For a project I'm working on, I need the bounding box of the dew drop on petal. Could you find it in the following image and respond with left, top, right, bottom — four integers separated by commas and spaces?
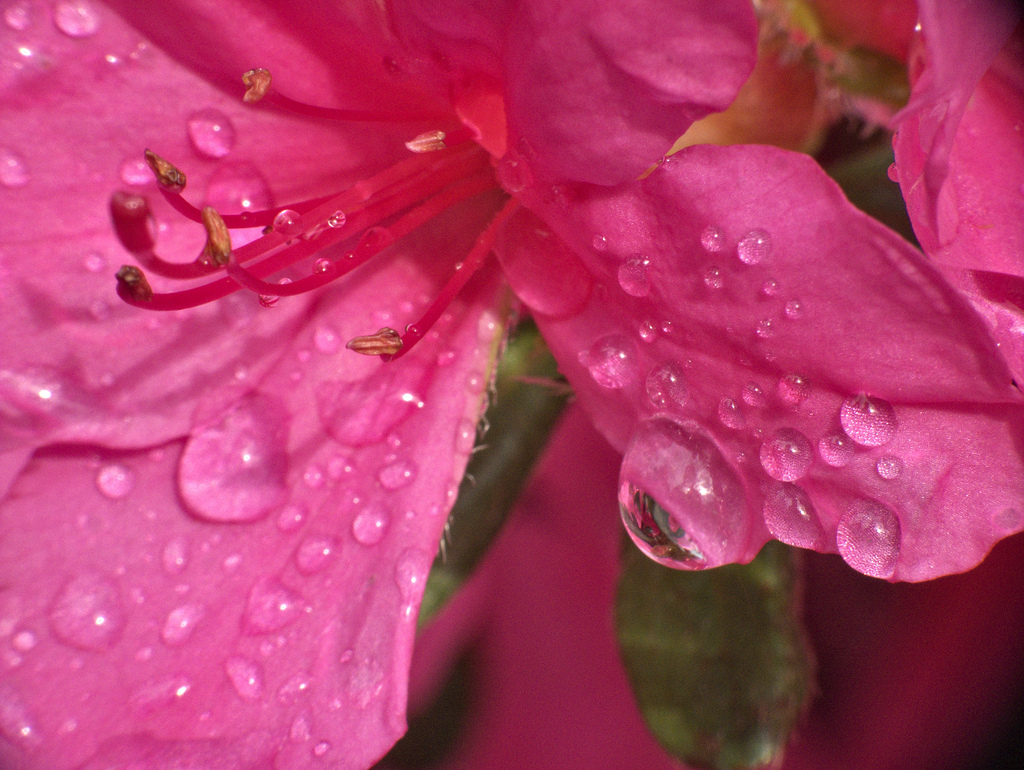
313, 258, 335, 275
837, 499, 901, 578
378, 459, 416, 490
161, 604, 205, 646
314, 325, 341, 354
700, 225, 725, 253
638, 319, 658, 342
327, 210, 347, 228
351, 506, 389, 546
119, 156, 152, 186
761, 278, 780, 296
617, 256, 651, 297
784, 299, 804, 319
53, 0, 99, 38
0, 684, 42, 748
242, 578, 303, 635
645, 362, 688, 410
737, 228, 772, 265
763, 483, 826, 550
592, 234, 608, 251
11, 631, 36, 652
178, 395, 290, 523
162, 537, 190, 575
840, 394, 898, 447
777, 373, 811, 406
277, 503, 307, 532
205, 163, 272, 213
584, 334, 639, 389
95, 463, 135, 499
760, 428, 813, 481
755, 318, 774, 339
0, 148, 29, 187
225, 656, 265, 700
876, 455, 903, 479
49, 573, 125, 651
272, 209, 302, 238
295, 536, 335, 575
395, 549, 431, 613
887, 163, 899, 182
717, 397, 745, 430
703, 265, 724, 289
187, 108, 236, 159
82, 251, 107, 273
818, 433, 854, 467
741, 382, 766, 408
313, 741, 332, 757
619, 418, 748, 569
496, 152, 533, 193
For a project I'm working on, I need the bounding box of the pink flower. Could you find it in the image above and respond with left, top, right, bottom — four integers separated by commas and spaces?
0, 1, 1021, 769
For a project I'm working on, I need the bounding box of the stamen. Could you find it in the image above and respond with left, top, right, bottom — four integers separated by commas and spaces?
346, 328, 403, 356
116, 265, 154, 302
405, 130, 448, 153
110, 191, 219, 279
199, 207, 232, 267
242, 68, 272, 103
144, 149, 186, 192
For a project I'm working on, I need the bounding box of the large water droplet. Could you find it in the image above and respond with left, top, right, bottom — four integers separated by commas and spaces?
584, 334, 639, 389
0, 684, 41, 748
187, 108, 236, 159
49, 572, 125, 651
225, 656, 265, 700
818, 433, 854, 467
763, 483, 826, 549
700, 225, 725, 253
619, 418, 749, 569
178, 395, 290, 523
95, 463, 135, 499
243, 578, 303, 635
887, 162, 899, 182
378, 459, 416, 490
162, 537, 190, 575
836, 499, 901, 577
0, 148, 29, 187
327, 210, 347, 229
717, 397, 745, 430
737, 228, 772, 265
759, 428, 813, 481
645, 362, 688, 410
352, 506, 390, 546
204, 162, 273, 213
839, 394, 897, 446
295, 536, 335, 574
161, 604, 205, 646
53, 0, 99, 38
777, 374, 811, 406
617, 256, 651, 297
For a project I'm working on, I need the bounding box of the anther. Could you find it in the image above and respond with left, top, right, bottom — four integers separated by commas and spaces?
405, 130, 448, 153
242, 68, 272, 103
116, 265, 154, 302
346, 328, 403, 356
144, 149, 187, 192
199, 207, 232, 267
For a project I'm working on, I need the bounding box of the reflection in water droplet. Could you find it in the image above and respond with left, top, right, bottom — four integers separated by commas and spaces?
584, 334, 639, 389
95, 463, 135, 499
0, 148, 30, 187
645, 362, 688, 410
700, 225, 725, 253
737, 228, 772, 265
162, 537, 190, 575
617, 256, 651, 297
162, 604, 205, 646
840, 393, 897, 446
818, 433, 854, 467
378, 459, 417, 490
876, 455, 903, 479
763, 483, 826, 549
837, 499, 901, 577
618, 418, 748, 569
53, 0, 100, 38
717, 397, 745, 430
759, 428, 813, 481
243, 578, 303, 635
49, 573, 125, 651
295, 536, 335, 574
178, 395, 290, 523
187, 108, 236, 158
777, 374, 811, 406
225, 656, 265, 700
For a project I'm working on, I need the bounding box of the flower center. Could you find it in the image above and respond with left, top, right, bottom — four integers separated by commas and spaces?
112, 68, 515, 361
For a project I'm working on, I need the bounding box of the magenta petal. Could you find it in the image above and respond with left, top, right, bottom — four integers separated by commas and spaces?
515, 143, 1024, 580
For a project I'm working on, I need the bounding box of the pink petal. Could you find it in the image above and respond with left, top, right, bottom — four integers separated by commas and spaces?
508, 143, 1024, 581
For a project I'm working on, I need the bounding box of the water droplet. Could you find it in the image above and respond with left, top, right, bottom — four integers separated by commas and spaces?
737, 228, 772, 265
129, 676, 192, 714
295, 536, 335, 575
303, 464, 325, 489
818, 433, 854, 467
0, 148, 29, 187
3, 2, 31, 31
617, 256, 651, 297
645, 362, 688, 410
290, 714, 312, 741
313, 257, 335, 275
49, 572, 125, 651
352, 506, 389, 546
760, 428, 813, 481
887, 162, 899, 182
205, 162, 273, 213
348, 656, 386, 707
327, 210, 347, 228
178, 395, 290, 523
53, 0, 99, 38
243, 578, 303, 635
11, 631, 35, 652
395, 549, 430, 604
875, 455, 903, 479
619, 418, 748, 569
278, 674, 312, 704
119, 156, 152, 186
700, 225, 725, 252
638, 319, 659, 342
313, 325, 340, 354
378, 459, 416, 490
93, 463, 135, 499
777, 374, 811, 406
837, 499, 901, 577
755, 318, 774, 339
186, 108, 236, 159
741, 382, 766, 408
584, 334, 639, 389
497, 152, 533, 192
763, 483, 826, 549
717, 397, 745, 430
317, 368, 427, 447
840, 394, 897, 447
161, 604, 205, 646
784, 299, 804, 319
277, 503, 307, 532
225, 656, 265, 700
82, 252, 107, 273
0, 684, 41, 748
272, 209, 302, 238
702, 265, 724, 289
313, 741, 331, 757
162, 537, 190, 575
761, 278, 780, 296
592, 234, 608, 251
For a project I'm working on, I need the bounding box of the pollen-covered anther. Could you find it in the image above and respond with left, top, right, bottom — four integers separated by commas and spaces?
116, 265, 154, 302
199, 207, 232, 267
405, 130, 447, 153
242, 68, 272, 103
144, 149, 187, 192
346, 327, 403, 356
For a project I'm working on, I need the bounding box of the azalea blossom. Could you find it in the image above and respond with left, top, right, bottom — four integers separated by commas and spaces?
0, 0, 1022, 769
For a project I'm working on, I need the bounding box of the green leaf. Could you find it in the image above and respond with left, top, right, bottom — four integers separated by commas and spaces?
615, 541, 813, 769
